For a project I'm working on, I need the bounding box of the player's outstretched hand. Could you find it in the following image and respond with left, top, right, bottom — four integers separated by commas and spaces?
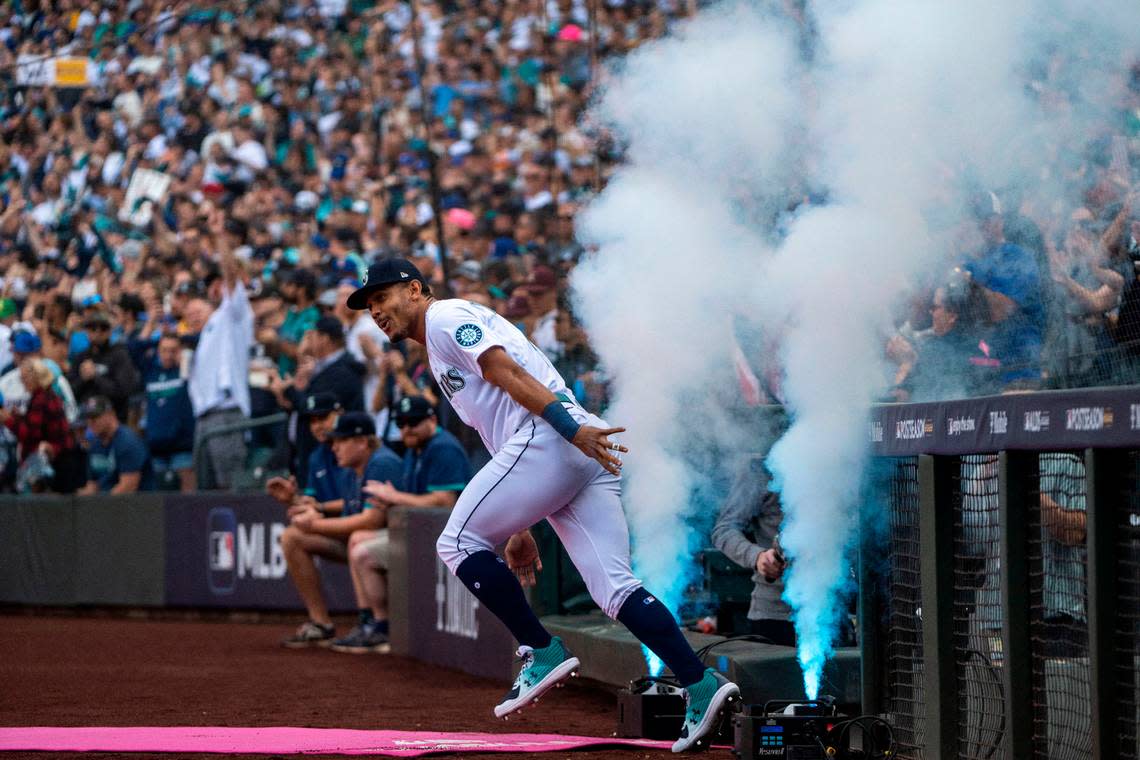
571, 425, 628, 476
505, 530, 542, 588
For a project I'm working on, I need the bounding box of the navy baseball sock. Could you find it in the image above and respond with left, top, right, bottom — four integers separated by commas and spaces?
455, 550, 552, 649
617, 587, 707, 687
372, 619, 389, 635
358, 609, 375, 626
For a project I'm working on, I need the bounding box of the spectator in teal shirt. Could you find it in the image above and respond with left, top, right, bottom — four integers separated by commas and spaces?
264, 269, 319, 376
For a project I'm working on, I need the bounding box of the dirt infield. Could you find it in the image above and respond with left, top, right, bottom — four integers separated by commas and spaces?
0, 614, 692, 760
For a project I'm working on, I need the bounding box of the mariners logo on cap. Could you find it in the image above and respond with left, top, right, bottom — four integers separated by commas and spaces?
455, 323, 483, 348
362, 270, 369, 286
400, 397, 412, 412
306, 397, 316, 410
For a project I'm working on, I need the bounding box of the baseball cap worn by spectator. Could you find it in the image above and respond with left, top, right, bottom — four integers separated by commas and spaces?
346, 259, 428, 310
445, 208, 477, 231
505, 292, 532, 319
394, 395, 435, 427
455, 260, 482, 282
318, 288, 340, 309
81, 395, 114, 418
12, 331, 42, 355
968, 189, 1003, 220
327, 411, 376, 439
525, 266, 557, 295
288, 267, 318, 293
313, 315, 345, 342
295, 191, 320, 213
303, 391, 342, 417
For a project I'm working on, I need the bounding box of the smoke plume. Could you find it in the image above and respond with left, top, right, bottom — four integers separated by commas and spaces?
575, 0, 1140, 696
574, 1, 800, 619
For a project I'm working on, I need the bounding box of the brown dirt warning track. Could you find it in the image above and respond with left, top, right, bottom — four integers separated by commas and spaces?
0, 614, 700, 760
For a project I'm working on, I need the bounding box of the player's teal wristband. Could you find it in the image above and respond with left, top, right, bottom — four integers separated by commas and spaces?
541, 400, 581, 443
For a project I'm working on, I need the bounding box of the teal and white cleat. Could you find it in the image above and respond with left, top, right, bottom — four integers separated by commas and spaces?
671, 668, 740, 752
493, 636, 580, 718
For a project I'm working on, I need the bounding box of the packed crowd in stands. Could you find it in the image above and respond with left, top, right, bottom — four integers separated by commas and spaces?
0, 0, 1139, 495
0, 0, 625, 493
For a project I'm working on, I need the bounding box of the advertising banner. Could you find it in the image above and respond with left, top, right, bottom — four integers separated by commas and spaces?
163, 494, 354, 611
868, 385, 1140, 456
399, 508, 515, 681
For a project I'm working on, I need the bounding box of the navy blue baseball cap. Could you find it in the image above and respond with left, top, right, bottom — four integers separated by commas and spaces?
346, 258, 427, 311
81, 395, 115, 418
327, 411, 376, 439
394, 395, 435, 426
302, 391, 341, 417
313, 315, 345, 342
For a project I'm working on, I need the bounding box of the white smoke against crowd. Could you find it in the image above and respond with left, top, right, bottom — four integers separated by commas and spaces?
759, 0, 1042, 698
573, 3, 800, 674
574, 0, 1140, 695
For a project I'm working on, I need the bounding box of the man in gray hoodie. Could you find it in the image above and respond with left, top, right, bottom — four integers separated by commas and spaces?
710, 454, 795, 646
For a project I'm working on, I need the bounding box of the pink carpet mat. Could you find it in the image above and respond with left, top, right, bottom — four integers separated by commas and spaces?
0, 727, 677, 756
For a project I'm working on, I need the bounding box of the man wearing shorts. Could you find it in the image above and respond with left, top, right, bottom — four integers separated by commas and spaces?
279, 411, 401, 648
330, 395, 472, 653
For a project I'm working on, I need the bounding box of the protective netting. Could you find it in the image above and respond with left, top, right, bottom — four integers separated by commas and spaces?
869, 445, 1140, 758
1042, 286, 1140, 391
953, 455, 1007, 760
1028, 452, 1092, 759
1119, 452, 1140, 760
882, 456, 926, 760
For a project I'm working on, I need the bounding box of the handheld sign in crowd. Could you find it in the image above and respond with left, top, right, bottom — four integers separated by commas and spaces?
119, 169, 172, 227
15, 55, 93, 87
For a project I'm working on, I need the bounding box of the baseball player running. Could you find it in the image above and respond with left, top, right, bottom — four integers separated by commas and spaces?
348, 259, 738, 752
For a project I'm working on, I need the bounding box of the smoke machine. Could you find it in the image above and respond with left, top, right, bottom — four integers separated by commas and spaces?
617, 679, 896, 759
732, 697, 896, 760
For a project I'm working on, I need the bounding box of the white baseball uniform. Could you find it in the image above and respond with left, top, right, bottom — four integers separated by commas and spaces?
428, 299, 641, 618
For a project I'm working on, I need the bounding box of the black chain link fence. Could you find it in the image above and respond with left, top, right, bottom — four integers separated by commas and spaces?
953, 455, 1007, 760
1119, 452, 1140, 760
882, 456, 926, 760
870, 438, 1140, 759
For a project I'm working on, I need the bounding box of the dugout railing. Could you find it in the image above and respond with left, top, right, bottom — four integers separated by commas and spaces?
860, 386, 1140, 760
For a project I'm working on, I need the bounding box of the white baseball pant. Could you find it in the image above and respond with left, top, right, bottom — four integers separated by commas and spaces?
436, 410, 642, 619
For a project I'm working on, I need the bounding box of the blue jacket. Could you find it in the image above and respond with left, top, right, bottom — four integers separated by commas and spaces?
143, 364, 195, 455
